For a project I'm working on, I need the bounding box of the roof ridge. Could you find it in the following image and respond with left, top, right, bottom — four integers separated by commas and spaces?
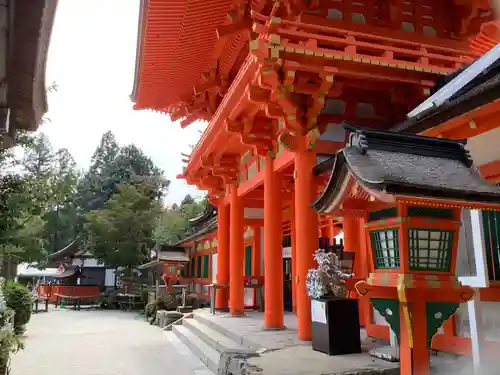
345, 123, 472, 167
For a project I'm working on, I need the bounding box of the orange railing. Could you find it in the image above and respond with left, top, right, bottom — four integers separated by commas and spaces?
252, 12, 478, 74
37, 285, 101, 302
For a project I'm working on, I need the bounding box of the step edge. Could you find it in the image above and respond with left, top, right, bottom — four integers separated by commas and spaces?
173, 325, 221, 366
183, 319, 245, 353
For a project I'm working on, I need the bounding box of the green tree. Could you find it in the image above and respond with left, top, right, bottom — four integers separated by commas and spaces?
0, 132, 80, 271
76, 132, 169, 213
84, 183, 162, 272
153, 209, 190, 245
153, 194, 208, 246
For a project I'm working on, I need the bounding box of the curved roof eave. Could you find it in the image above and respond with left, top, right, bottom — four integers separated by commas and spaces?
130, 0, 147, 105
7, 0, 58, 132
47, 238, 80, 262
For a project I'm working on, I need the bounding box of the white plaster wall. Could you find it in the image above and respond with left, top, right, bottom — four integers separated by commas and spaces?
373, 307, 389, 326
456, 301, 500, 343
105, 269, 116, 287
82, 258, 103, 267
212, 253, 218, 283
72, 258, 83, 267
467, 127, 500, 167
244, 208, 264, 219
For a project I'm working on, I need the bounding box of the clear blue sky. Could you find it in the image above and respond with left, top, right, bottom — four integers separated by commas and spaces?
42, 0, 206, 204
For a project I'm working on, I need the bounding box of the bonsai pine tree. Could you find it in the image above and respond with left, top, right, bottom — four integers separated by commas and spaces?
306, 249, 353, 300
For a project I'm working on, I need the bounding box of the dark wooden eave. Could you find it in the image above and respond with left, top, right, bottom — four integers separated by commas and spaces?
188, 204, 217, 227
47, 238, 80, 263
7, 0, 58, 132
174, 216, 218, 246
313, 124, 500, 214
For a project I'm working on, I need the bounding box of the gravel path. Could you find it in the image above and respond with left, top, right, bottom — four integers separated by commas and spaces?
11, 308, 198, 375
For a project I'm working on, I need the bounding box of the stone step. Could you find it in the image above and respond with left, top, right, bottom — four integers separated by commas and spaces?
183, 318, 246, 354
172, 324, 221, 373
193, 313, 262, 350
164, 331, 215, 375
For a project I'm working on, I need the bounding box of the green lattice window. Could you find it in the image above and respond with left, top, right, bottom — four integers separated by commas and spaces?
245, 246, 252, 276
408, 206, 453, 219
481, 210, 500, 281
197, 256, 202, 278
408, 229, 453, 271
203, 254, 209, 278
371, 229, 400, 269
368, 207, 398, 222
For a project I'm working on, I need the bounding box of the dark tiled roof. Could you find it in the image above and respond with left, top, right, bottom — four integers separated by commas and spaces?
313, 124, 500, 214
158, 250, 189, 263
53, 266, 81, 279
392, 46, 500, 134
47, 238, 80, 262
174, 216, 218, 246
391, 72, 500, 134
188, 204, 217, 227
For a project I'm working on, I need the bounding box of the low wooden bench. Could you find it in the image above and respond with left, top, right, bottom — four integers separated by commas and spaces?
116, 293, 144, 311
32, 296, 49, 313
54, 294, 99, 311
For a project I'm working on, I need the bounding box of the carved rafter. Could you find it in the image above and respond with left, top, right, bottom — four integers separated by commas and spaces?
201, 153, 240, 186
226, 116, 275, 156
453, 0, 492, 37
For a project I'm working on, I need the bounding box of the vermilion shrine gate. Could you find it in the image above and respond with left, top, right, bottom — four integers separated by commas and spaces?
131, 0, 500, 373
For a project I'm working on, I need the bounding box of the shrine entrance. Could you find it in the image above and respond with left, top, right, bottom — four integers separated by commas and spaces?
283, 235, 293, 312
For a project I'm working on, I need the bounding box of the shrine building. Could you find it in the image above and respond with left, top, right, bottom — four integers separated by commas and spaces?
131, 0, 500, 366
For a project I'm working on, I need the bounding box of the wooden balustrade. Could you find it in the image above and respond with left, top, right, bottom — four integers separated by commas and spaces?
37, 285, 101, 302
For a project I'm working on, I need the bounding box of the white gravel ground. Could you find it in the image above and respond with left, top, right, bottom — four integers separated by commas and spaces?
11, 308, 198, 375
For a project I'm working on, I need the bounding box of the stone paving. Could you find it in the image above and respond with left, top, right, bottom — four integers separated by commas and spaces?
11, 308, 202, 375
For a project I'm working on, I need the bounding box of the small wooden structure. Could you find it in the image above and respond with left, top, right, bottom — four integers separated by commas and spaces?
38, 239, 111, 302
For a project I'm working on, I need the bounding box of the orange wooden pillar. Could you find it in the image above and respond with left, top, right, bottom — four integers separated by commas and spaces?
263, 156, 284, 329
357, 217, 370, 327
294, 138, 318, 340
216, 202, 230, 309
326, 220, 336, 241
229, 185, 245, 316
343, 215, 360, 254
399, 297, 430, 375
290, 197, 297, 313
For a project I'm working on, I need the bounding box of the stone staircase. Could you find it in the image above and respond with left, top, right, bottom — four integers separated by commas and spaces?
165, 313, 254, 374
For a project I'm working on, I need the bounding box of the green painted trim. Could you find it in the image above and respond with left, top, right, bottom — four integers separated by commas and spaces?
408, 206, 453, 219
425, 302, 459, 348
197, 255, 202, 278
371, 298, 400, 343
203, 254, 209, 278
245, 245, 252, 277
368, 207, 398, 222
482, 210, 500, 281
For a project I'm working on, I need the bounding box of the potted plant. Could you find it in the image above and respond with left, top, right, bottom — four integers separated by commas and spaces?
306, 249, 361, 355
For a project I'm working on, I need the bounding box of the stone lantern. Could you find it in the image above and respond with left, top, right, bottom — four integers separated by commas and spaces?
313, 124, 500, 375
